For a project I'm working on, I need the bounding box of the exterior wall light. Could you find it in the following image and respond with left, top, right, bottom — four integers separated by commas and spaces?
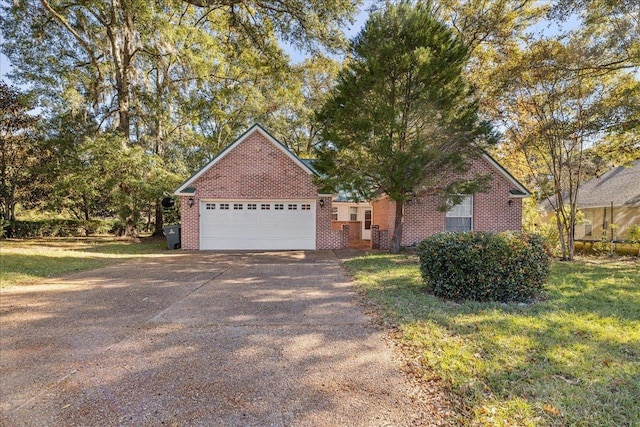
319, 199, 325, 208
188, 197, 195, 207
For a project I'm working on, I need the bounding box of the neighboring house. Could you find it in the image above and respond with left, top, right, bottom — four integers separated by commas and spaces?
175, 124, 529, 250
542, 160, 640, 242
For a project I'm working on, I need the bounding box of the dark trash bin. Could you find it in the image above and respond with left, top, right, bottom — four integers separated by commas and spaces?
163, 225, 181, 249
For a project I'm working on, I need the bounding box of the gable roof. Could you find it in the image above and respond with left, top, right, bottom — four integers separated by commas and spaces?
575, 160, 640, 208
539, 160, 640, 211
175, 123, 316, 196
482, 153, 531, 197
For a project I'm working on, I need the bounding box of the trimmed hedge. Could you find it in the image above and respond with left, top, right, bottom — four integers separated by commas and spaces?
4, 220, 117, 238
418, 232, 551, 302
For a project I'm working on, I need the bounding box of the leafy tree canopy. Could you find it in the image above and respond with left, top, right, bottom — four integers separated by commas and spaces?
314, 1, 495, 252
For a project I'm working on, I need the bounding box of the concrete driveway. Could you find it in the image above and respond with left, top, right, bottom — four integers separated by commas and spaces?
0, 251, 449, 426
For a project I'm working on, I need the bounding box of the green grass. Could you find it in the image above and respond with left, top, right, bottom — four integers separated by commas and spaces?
345, 254, 640, 426
0, 237, 167, 289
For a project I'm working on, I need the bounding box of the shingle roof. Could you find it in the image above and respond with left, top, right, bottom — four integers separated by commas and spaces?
541, 160, 640, 210
577, 160, 640, 208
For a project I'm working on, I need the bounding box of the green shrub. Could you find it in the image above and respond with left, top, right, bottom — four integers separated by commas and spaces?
6, 219, 116, 238
628, 224, 640, 244
418, 232, 551, 302
0, 217, 8, 238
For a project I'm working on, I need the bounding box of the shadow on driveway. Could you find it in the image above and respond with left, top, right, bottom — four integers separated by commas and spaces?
0, 251, 450, 426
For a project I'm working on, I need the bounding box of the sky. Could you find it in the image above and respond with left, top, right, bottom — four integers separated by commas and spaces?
0, 31, 11, 80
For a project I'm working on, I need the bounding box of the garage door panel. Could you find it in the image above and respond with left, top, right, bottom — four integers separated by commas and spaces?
199, 201, 316, 250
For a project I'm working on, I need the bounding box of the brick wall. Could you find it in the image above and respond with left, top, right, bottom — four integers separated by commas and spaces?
317, 197, 348, 249
373, 156, 525, 247
179, 129, 329, 250
331, 220, 362, 240
371, 226, 390, 250
180, 196, 199, 250
372, 198, 393, 231
190, 132, 318, 199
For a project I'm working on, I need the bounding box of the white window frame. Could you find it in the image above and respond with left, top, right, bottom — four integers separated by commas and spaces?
349, 207, 358, 221
445, 195, 473, 232
583, 210, 593, 237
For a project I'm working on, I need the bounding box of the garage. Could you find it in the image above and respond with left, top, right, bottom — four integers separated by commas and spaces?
175, 124, 343, 250
199, 200, 316, 250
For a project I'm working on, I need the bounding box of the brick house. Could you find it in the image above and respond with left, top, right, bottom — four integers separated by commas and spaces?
331, 191, 373, 242
370, 154, 530, 249
174, 124, 347, 250
175, 124, 529, 250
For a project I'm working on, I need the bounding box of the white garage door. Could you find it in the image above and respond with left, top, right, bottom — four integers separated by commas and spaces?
199, 200, 316, 250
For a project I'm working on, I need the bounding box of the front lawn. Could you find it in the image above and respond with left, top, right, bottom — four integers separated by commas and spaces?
346, 254, 640, 426
0, 237, 166, 290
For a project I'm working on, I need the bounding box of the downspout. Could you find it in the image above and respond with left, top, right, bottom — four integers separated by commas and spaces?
610, 201, 614, 255
602, 206, 607, 241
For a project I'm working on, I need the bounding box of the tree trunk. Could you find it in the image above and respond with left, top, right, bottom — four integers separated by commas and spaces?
8, 187, 16, 221
568, 209, 576, 261
124, 214, 137, 237
152, 200, 164, 237
555, 209, 568, 260
389, 200, 404, 254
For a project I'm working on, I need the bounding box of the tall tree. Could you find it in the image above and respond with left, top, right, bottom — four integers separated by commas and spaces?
1, 0, 359, 235
178, 0, 358, 54
315, 1, 494, 253
39, 111, 114, 221
549, 0, 639, 71
497, 36, 640, 260
274, 55, 341, 157
0, 82, 41, 222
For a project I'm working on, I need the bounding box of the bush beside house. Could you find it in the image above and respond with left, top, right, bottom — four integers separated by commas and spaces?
418, 232, 551, 302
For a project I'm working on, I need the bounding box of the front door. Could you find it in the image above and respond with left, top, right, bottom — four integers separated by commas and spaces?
362, 209, 372, 240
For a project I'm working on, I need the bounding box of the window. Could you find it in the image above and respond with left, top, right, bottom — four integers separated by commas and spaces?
584, 210, 593, 237
301, 204, 311, 211
445, 196, 472, 232
364, 209, 372, 230
205, 203, 215, 210
220, 203, 229, 210
275, 204, 284, 210
233, 203, 243, 210
261, 203, 270, 210
247, 203, 257, 210
332, 207, 338, 221
288, 204, 297, 210
349, 207, 358, 221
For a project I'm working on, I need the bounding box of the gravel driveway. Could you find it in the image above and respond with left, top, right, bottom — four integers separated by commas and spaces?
1, 251, 450, 426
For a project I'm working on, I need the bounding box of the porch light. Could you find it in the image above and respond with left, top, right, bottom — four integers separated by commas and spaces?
319, 199, 325, 208
188, 197, 195, 207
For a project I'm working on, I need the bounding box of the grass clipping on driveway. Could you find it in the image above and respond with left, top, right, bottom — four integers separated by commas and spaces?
345, 254, 639, 426
0, 238, 166, 289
